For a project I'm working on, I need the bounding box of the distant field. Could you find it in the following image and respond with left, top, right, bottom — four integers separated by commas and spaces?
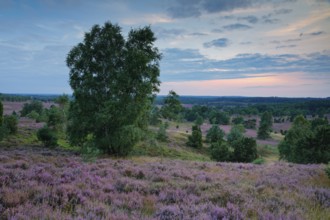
3, 101, 56, 115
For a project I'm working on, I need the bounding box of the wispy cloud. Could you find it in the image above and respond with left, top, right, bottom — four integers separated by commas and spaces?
223, 23, 252, 31
203, 38, 230, 48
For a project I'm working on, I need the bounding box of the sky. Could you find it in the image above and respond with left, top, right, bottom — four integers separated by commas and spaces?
0, 0, 330, 97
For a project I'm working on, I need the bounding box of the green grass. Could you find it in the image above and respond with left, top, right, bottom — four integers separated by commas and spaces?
257, 145, 279, 163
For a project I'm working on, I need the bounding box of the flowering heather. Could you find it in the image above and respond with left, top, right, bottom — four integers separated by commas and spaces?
0, 147, 329, 219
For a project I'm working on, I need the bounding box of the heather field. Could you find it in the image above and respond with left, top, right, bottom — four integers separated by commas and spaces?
1, 146, 329, 220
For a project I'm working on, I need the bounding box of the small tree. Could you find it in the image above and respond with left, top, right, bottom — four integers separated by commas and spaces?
187, 125, 202, 148
161, 90, 183, 121
37, 126, 58, 147
3, 115, 18, 134
227, 125, 244, 145
157, 123, 168, 142
232, 116, 244, 125
210, 142, 230, 162
20, 100, 43, 116
231, 137, 258, 162
0, 100, 3, 126
257, 111, 273, 139
195, 115, 204, 126
206, 125, 225, 143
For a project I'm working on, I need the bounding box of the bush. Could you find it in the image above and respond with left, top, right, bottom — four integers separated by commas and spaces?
227, 125, 244, 145
325, 162, 330, 179
187, 125, 202, 148
232, 116, 244, 125
210, 142, 230, 162
231, 137, 258, 162
20, 100, 43, 116
279, 115, 330, 164
206, 125, 225, 143
37, 126, 58, 147
252, 158, 265, 165
81, 142, 100, 163
157, 124, 168, 142
3, 115, 18, 134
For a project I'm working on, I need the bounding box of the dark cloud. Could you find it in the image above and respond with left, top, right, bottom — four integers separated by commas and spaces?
203, 38, 230, 48
161, 48, 330, 82
223, 23, 252, 31
309, 31, 325, 36
211, 28, 223, 33
166, 0, 201, 18
274, 8, 292, 15
276, 45, 296, 49
238, 15, 258, 24
166, 0, 297, 18
270, 40, 281, 44
202, 0, 254, 13
284, 38, 301, 42
190, 32, 208, 36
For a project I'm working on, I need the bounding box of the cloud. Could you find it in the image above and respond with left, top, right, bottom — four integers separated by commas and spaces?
274, 8, 293, 15
153, 27, 186, 39
238, 15, 258, 24
223, 23, 252, 31
276, 45, 296, 49
309, 31, 325, 36
189, 32, 208, 36
240, 41, 252, 45
203, 38, 230, 48
160, 48, 330, 82
211, 29, 223, 33
167, 0, 201, 18
166, 0, 297, 19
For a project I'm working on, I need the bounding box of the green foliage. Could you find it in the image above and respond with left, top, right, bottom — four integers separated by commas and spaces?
3, 115, 18, 134
209, 110, 230, 125
227, 125, 244, 145
66, 22, 161, 156
279, 115, 330, 164
311, 117, 328, 131
206, 125, 225, 143
187, 125, 202, 148
252, 158, 265, 165
257, 111, 273, 139
195, 115, 203, 126
55, 94, 69, 108
156, 124, 168, 142
26, 110, 40, 121
149, 107, 161, 125
0, 100, 3, 126
231, 137, 258, 162
37, 126, 58, 147
161, 90, 183, 121
325, 162, 330, 179
20, 100, 43, 116
209, 142, 230, 162
81, 141, 100, 163
47, 106, 64, 129
232, 116, 244, 125
243, 119, 256, 129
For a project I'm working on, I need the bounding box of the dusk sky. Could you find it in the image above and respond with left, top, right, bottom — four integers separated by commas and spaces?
1, 0, 330, 97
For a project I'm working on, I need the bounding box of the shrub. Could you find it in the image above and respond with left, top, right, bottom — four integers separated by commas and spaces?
232, 116, 244, 125
187, 125, 202, 148
206, 125, 225, 143
325, 162, 330, 179
37, 126, 58, 147
20, 100, 43, 116
231, 137, 258, 162
157, 124, 168, 142
227, 125, 244, 145
252, 158, 265, 165
210, 142, 230, 162
3, 115, 18, 134
26, 110, 40, 121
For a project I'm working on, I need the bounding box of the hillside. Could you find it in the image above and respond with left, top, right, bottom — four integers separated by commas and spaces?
0, 146, 329, 219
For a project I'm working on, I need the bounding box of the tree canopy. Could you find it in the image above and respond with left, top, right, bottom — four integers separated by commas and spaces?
161, 90, 183, 121
66, 22, 161, 156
